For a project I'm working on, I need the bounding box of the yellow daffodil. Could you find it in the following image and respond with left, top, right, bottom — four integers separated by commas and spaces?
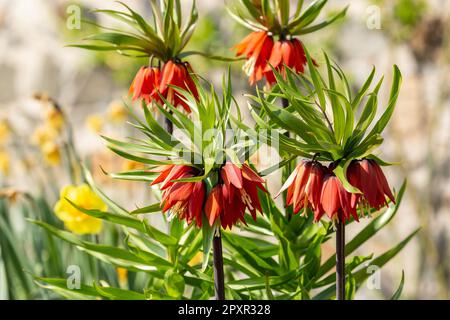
108, 101, 127, 124
0, 120, 11, 145
45, 107, 64, 132
86, 114, 104, 133
0, 150, 10, 176
54, 184, 107, 235
42, 142, 61, 166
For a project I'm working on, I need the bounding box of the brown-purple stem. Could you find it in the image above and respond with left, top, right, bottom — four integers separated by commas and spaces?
213, 230, 225, 300
336, 219, 346, 300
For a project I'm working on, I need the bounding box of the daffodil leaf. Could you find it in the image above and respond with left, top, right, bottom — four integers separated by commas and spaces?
34, 277, 100, 300
390, 270, 405, 300
35, 277, 146, 300
29, 220, 172, 269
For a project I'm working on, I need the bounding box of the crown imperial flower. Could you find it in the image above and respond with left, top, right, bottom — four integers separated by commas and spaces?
277, 160, 327, 221
151, 165, 206, 227
347, 159, 396, 211
129, 66, 161, 104
264, 38, 308, 84
234, 31, 274, 85
205, 162, 267, 229
130, 61, 199, 112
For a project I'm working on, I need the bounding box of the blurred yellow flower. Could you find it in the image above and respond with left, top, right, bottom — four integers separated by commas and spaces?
0, 120, 11, 145
0, 188, 22, 203
108, 101, 127, 124
21, 156, 35, 171
32, 125, 57, 147
0, 150, 10, 176
121, 160, 144, 171
188, 252, 203, 267
54, 184, 106, 235
116, 267, 128, 285
86, 114, 104, 133
45, 107, 64, 132
42, 142, 61, 166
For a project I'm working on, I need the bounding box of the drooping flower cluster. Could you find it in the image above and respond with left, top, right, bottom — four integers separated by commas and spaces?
151, 165, 206, 227
205, 162, 267, 229
277, 161, 327, 221
129, 60, 199, 113
278, 159, 395, 223
234, 31, 308, 85
347, 159, 396, 211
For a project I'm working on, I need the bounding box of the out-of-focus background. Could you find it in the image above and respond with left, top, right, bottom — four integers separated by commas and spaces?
0, 0, 449, 299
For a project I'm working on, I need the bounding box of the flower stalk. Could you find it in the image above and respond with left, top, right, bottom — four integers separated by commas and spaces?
336, 220, 346, 300
165, 115, 173, 135
212, 229, 225, 300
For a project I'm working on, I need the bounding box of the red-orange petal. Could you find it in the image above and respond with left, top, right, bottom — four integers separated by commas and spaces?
265, 41, 283, 72
320, 175, 341, 218
189, 181, 205, 227
168, 180, 194, 202
241, 163, 265, 184
292, 162, 312, 213
205, 186, 222, 226
233, 31, 259, 56
159, 60, 175, 95
221, 162, 243, 189
160, 165, 193, 190
150, 165, 175, 186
